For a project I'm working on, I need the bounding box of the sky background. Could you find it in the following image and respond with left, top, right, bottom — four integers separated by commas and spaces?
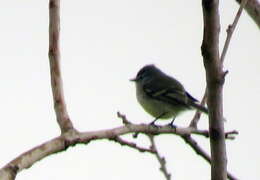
0, 0, 259, 179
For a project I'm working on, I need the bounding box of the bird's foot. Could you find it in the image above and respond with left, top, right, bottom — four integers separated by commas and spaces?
167, 123, 176, 129
149, 120, 159, 127
167, 118, 176, 129
133, 132, 139, 138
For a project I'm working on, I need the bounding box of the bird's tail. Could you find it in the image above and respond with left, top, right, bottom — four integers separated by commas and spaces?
189, 102, 208, 114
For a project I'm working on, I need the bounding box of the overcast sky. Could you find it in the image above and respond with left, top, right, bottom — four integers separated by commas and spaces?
0, 1, 259, 180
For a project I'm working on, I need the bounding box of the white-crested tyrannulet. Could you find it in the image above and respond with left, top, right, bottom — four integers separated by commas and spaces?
131, 64, 208, 126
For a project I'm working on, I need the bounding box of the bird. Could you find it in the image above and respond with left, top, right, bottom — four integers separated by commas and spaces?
131, 64, 208, 126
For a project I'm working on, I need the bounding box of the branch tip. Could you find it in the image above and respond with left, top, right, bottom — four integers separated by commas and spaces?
224, 70, 229, 76
117, 112, 131, 125
148, 135, 171, 180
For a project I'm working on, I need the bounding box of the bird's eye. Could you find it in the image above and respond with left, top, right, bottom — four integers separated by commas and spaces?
139, 74, 144, 79
138, 72, 147, 80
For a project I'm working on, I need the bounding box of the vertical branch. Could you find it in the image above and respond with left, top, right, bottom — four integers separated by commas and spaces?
49, 0, 74, 133
201, 0, 227, 180
190, 0, 248, 129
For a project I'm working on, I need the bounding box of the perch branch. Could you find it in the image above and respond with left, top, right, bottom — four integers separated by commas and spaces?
0, 119, 238, 179
117, 112, 238, 139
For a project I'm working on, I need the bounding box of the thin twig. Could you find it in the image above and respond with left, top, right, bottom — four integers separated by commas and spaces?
48, 0, 74, 133
225, 130, 239, 139
221, 0, 249, 63
189, 89, 207, 128
109, 136, 155, 153
148, 135, 171, 180
235, 0, 260, 28
181, 135, 238, 180
117, 112, 131, 125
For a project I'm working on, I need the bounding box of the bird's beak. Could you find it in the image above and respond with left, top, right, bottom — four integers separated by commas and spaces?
129, 77, 137, 82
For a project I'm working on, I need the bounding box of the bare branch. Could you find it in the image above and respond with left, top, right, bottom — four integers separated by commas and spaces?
148, 135, 171, 180
191, 0, 247, 130
225, 130, 239, 139
190, 0, 247, 129
189, 89, 207, 128
221, 0, 249, 63
117, 112, 131, 125
182, 135, 211, 162
0, 166, 17, 180
201, 0, 228, 179
193, 130, 238, 140
236, 0, 260, 28
48, 0, 74, 133
0, 120, 237, 179
198, 1, 246, 179
110, 136, 155, 153
117, 112, 237, 139
181, 135, 238, 180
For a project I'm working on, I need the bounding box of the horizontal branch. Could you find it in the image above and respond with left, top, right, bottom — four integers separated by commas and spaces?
0, 121, 237, 179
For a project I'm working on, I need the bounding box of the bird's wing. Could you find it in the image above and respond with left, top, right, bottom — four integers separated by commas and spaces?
143, 77, 189, 107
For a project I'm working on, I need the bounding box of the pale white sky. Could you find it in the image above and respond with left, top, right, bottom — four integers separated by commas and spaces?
0, 1, 259, 180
